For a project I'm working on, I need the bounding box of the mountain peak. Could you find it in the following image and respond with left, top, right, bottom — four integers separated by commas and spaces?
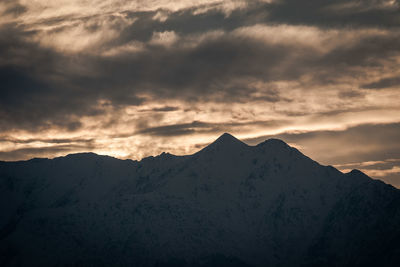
257, 138, 288, 147
215, 132, 239, 142
197, 133, 248, 155
256, 138, 291, 151
212, 133, 247, 146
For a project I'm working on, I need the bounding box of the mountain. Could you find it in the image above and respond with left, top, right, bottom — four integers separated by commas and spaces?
1, 133, 399, 267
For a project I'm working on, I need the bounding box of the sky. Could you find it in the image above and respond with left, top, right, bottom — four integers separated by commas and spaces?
0, 0, 399, 187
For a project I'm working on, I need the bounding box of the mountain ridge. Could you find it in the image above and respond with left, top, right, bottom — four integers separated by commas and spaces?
0, 136, 369, 178
0, 134, 399, 267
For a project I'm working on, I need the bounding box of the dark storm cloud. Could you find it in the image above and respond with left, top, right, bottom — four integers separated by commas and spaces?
136, 121, 208, 136
0, 24, 96, 131
276, 105, 386, 119
1, 1, 399, 133
113, 0, 400, 45
0, 66, 85, 131
0, 23, 139, 132
294, 32, 400, 87
136, 120, 285, 137
337, 90, 365, 99
3, 4, 27, 17
322, 34, 400, 67
145, 106, 180, 112
266, 0, 400, 28
115, 4, 268, 44
0, 136, 94, 145
89, 28, 400, 101
1, 0, 27, 17
120, 39, 283, 95
362, 76, 400, 89
20, 0, 399, 42
1, 24, 398, 132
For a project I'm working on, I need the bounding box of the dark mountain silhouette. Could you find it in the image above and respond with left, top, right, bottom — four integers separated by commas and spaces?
1, 133, 399, 267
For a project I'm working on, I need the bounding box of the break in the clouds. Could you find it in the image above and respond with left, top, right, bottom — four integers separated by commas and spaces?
0, 0, 399, 187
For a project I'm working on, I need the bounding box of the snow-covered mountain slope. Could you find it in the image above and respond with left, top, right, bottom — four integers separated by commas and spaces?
1, 133, 399, 267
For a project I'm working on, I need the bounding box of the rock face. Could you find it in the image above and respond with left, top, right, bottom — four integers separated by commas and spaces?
0, 133, 399, 267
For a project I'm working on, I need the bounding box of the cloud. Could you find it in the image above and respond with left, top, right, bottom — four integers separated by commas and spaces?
143, 106, 181, 112
149, 31, 179, 46
77, 25, 400, 102
364, 166, 400, 178
1, 19, 400, 133
266, 0, 400, 27
337, 90, 365, 99
1, 3, 27, 18
0, 136, 94, 145
135, 119, 284, 137
362, 75, 400, 89
0, 0, 27, 22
